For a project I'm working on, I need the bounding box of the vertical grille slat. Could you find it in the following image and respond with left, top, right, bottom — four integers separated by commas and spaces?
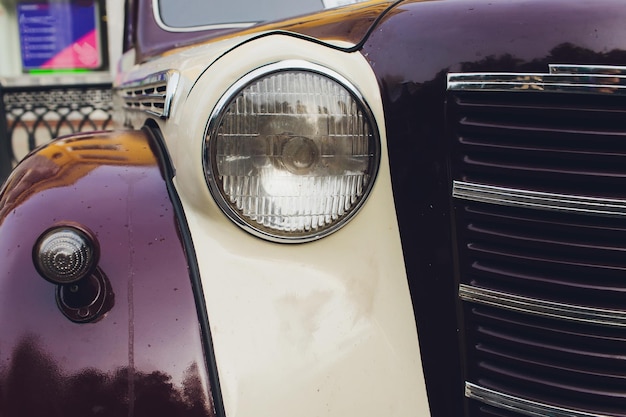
448, 67, 626, 417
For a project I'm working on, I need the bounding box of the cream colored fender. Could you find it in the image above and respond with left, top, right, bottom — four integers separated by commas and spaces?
173, 34, 431, 417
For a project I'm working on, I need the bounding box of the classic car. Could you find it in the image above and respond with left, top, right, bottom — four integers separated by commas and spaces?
2, 0, 626, 416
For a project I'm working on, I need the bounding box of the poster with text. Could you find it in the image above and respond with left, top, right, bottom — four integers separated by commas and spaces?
18, 1, 102, 71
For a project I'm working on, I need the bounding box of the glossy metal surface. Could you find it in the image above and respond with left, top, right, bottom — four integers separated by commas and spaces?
453, 181, 626, 217
550, 64, 626, 75
448, 66, 626, 95
0, 131, 214, 416
117, 70, 180, 118
465, 382, 613, 417
360, 1, 626, 416
459, 284, 626, 328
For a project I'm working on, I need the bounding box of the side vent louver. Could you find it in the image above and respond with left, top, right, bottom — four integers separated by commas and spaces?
117, 70, 180, 119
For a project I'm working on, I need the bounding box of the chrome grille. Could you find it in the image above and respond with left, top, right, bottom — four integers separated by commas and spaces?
449, 92, 626, 198
448, 66, 626, 417
465, 308, 626, 417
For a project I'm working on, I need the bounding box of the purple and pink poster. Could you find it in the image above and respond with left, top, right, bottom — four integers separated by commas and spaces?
18, 1, 102, 71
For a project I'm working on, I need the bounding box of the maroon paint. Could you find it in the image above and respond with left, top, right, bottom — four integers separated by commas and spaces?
360, 1, 626, 417
0, 130, 214, 417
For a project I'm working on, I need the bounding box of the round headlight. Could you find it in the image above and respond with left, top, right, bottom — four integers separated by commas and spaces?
203, 61, 380, 242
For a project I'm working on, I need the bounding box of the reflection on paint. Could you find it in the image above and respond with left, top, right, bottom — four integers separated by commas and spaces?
0, 335, 213, 417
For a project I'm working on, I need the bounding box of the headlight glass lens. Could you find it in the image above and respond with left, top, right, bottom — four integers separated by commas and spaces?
204, 63, 379, 242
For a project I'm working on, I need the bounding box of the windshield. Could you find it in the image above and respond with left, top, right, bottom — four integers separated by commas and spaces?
157, 0, 370, 29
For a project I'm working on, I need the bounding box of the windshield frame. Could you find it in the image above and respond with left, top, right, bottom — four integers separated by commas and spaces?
152, 0, 369, 32
124, 0, 397, 65
152, 0, 256, 32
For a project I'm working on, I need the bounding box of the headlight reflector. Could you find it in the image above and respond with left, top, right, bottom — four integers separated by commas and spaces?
204, 62, 379, 242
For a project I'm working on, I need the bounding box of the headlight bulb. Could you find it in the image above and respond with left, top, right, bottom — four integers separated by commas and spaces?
279, 135, 320, 174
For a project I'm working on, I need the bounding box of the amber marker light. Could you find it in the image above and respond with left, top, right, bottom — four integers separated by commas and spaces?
33, 224, 100, 284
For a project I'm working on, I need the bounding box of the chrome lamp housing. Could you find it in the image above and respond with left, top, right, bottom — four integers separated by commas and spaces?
203, 61, 380, 242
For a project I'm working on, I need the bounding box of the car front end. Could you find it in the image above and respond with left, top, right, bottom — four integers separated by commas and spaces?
3, 1, 626, 417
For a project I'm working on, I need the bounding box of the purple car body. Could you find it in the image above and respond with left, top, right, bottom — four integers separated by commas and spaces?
2, 1, 626, 417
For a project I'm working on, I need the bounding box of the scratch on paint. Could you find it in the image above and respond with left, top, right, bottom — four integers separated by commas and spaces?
127, 180, 136, 417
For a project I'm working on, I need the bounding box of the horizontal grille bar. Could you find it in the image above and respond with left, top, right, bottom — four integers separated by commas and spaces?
465, 382, 617, 417
459, 284, 626, 328
453, 181, 626, 217
448, 69, 626, 95
122, 94, 167, 104
549, 64, 626, 76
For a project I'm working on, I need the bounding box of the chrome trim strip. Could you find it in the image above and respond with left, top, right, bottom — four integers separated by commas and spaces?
118, 70, 173, 90
123, 94, 166, 103
453, 181, 626, 218
459, 284, 626, 327
117, 70, 179, 118
447, 65, 626, 95
465, 382, 616, 417
550, 64, 626, 76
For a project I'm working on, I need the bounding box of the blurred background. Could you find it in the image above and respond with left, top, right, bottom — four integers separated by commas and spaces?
0, 0, 122, 182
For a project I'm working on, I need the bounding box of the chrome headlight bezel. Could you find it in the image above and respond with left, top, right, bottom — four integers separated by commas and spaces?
203, 60, 380, 243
